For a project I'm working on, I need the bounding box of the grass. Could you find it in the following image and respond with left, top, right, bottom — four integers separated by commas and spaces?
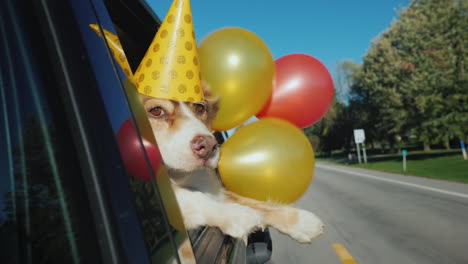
318, 150, 468, 183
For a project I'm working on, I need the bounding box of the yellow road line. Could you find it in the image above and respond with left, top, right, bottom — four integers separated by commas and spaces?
332, 243, 358, 264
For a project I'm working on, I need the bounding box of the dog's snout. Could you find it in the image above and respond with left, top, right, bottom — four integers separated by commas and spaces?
191, 135, 218, 160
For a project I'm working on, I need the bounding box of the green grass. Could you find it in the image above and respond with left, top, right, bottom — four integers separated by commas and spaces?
350, 154, 468, 183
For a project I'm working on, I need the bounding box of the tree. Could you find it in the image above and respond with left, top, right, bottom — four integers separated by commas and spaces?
306, 0, 467, 153
354, 35, 409, 150
351, 0, 467, 151
388, 0, 468, 150
335, 60, 361, 103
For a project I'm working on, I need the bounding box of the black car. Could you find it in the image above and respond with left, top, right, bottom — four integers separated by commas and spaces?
0, 0, 271, 263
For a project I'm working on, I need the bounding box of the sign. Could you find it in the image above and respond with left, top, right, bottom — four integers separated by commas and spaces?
353, 129, 366, 144
402, 149, 408, 156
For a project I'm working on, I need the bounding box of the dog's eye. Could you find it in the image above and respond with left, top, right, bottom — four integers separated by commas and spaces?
149, 106, 164, 117
194, 104, 206, 115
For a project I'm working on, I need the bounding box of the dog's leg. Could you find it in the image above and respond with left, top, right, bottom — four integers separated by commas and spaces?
174, 187, 263, 239
224, 190, 324, 243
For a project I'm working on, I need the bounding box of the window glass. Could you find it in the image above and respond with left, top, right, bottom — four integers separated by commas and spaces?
0, 1, 102, 263
68, 0, 194, 262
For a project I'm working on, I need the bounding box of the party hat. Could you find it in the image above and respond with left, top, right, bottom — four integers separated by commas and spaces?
89, 24, 134, 80
134, 0, 203, 102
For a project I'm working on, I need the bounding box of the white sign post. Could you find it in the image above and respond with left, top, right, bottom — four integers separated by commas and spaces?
402, 149, 408, 172
354, 129, 367, 164
356, 143, 362, 164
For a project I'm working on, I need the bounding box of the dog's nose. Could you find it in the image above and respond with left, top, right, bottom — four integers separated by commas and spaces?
191, 135, 218, 160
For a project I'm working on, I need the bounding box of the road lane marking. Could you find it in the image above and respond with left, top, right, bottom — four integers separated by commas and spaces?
332, 243, 357, 264
316, 164, 468, 200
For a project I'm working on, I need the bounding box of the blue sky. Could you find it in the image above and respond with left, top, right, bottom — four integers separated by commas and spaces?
148, 0, 410, 79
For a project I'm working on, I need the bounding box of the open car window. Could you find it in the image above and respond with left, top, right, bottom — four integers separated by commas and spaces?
97, 0, 248, 263
66, 0, 193, 262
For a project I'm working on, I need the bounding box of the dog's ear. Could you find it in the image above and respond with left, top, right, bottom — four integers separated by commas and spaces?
202, 81, 219, 128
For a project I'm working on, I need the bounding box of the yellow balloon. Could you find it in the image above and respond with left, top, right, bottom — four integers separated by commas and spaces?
218, 118, 315, 203
198, 27, 275, 131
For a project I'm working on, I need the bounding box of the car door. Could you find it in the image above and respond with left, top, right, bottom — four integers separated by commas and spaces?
0, 0, 175, 262
0, 0, 247, 263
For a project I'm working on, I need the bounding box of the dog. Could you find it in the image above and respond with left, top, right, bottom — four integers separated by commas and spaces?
140, 86, 324, 262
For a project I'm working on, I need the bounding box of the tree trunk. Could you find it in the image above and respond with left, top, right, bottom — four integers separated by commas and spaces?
423, 142, 431, 152
388, 136, 396, 153
443, 140, 451, 150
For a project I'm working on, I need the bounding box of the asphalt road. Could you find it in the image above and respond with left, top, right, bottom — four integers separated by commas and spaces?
266, 162, 468, 264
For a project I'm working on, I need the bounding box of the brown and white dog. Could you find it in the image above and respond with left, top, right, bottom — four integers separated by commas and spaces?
141, 87, 323, 256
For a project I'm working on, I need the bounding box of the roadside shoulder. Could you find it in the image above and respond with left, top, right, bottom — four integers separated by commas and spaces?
315, 161, 468, 198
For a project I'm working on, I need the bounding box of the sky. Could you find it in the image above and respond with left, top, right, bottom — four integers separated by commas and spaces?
148, 0, 410, 79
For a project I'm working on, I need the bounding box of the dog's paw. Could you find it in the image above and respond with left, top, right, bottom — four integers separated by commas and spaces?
217, 203, 263, 239
266, 207, 324, 243
287, 209, 324, 243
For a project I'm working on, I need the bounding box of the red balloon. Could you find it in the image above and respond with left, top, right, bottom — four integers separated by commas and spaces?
257, 54, 334, 128
117, 119, 162, 181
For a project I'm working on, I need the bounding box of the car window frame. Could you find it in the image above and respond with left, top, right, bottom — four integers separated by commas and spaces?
99, 0, 249, 262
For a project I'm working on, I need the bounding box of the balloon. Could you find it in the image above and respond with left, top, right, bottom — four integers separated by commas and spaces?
117, 119, 163, 181
218, 118, 315, 203
198, 27, 275, 131
257, 54, 334, 128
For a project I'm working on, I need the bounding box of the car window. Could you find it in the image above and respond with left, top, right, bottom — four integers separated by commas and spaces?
0, 0, 193, 263
0, 1, 102, 263
0, 0, 250, 262
68, 0, 194, 262
93, 0, 252, 262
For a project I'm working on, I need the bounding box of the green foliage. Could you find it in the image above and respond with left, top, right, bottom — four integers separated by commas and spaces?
310, 0, 468, 153
391, 0, 468, 145
304, 99, 356, 154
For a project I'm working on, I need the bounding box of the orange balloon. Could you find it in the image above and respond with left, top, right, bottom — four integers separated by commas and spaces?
257, 54, 334, 128
116, 119, 162, 182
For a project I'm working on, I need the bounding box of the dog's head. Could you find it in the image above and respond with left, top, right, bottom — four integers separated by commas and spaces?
141, 86, 219, 172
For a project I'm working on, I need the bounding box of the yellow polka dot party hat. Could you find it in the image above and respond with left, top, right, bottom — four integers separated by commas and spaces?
134, 0, 203, 102
89, 24, 134, 80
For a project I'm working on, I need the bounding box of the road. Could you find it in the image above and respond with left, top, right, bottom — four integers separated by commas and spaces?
266, 162, 468, 264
